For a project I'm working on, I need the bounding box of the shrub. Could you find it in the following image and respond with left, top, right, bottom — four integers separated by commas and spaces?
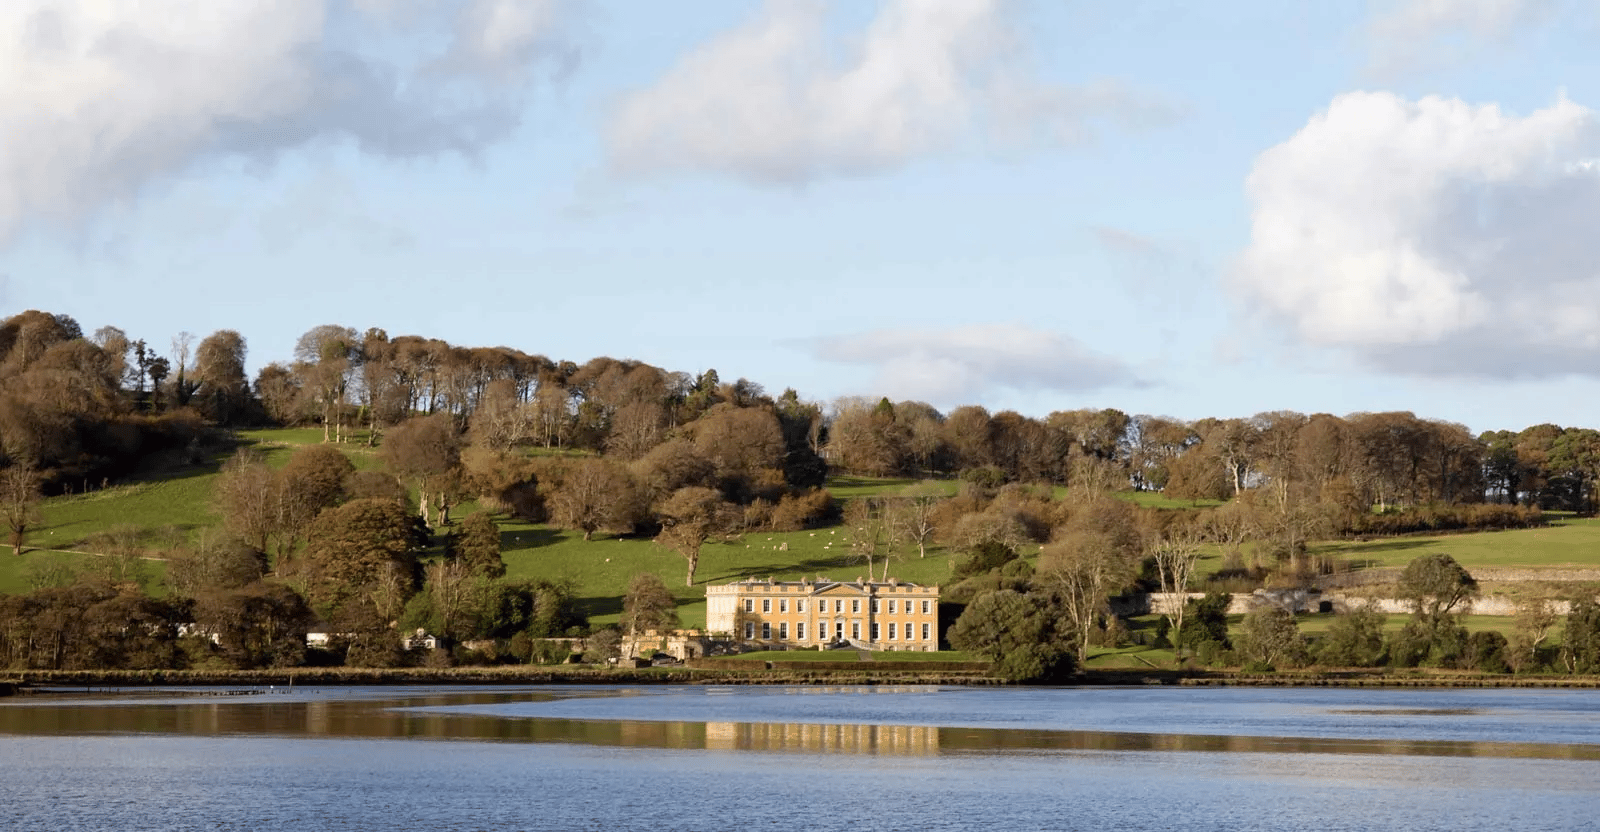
1234, 606, 1308, 669
1315, 606, 1387, 667
768, 488, 836, 531
1465, 630, 1510, 674
952, 540, 1018, 581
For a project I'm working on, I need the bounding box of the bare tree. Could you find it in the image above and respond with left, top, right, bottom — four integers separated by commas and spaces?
1151, 530, 1203, 662
547, 458, 642, 540
1038, 535, 1131, 659
213, 450, 278, 554
169, 331, 195, 407
889, 482, 943, 558
0, 461, 41, 556
294, 325, 360, 443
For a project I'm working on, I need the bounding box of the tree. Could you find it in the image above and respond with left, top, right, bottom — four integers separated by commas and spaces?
294, 324, 360, 442
547, 458, 643, 540
1235, 606, 1307, 669
1562, 598, 1600, 674
214, 450, 278, 554
274, 445, 356, 559
192, 581, 314, 669
620, 572, 680, 636
300, 498, 426, 607
166, 537, 267, 597
1509, 598, 1559, 672
889, 482, 943, 558
1150, 530, 1203, 662
470, 377, 535, 452
1315, 605, 1386, 667
381, 413, 463, 527
448, 510, 505, 578
0, 460, 41, 556
654, 486, 733, 586
192, 330, 250, 425
844, 497, 899, 582
1038, 535, 1129, 658
1177, 592, 1232, 651
254, 362, 302, 425
947, 589, 1076, 682
167, 331, 197, 406
1397, 553, 1477, 624
145, 355, 170, 411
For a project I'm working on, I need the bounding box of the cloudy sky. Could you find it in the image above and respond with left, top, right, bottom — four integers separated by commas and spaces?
7, 0, 1600, 434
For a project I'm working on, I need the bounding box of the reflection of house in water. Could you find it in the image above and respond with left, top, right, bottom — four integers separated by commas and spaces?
704, 721, 939, 755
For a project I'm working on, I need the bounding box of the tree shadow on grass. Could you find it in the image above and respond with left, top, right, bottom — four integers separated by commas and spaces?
1335, 539, 1436, 555
577, 595, 623, 620
825, 476, 916, 495
500, 528, 562, 551
703, 555, 863, 584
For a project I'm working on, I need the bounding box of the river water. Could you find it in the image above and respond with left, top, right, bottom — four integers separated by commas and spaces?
1, 685, 1597, 831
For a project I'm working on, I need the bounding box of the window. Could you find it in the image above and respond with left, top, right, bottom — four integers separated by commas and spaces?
921, 623, 931, 641
851, 599, 861, 614
779, 622, 788, 640
779, 599, 788, 613
921, 600, 931, 615
835, 599, 844, 613
872, 599, 880, 614
744, 621, 754, 639
851, 622, 861, 640
762, 599, 771, 613
744, 599, 754, 613
887, 600, 897, 614
796, 622, 806, 641
870, 623, 879, 641
888, 623, 897, 640
761, 623, 771, 640
797, 599, 806, 613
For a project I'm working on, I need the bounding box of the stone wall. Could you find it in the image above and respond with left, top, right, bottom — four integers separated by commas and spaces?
1142, 590, 1584, 616
1315, 566, 1600, 590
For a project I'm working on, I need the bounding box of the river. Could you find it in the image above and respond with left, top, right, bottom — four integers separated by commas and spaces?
1, 685, 1597, 831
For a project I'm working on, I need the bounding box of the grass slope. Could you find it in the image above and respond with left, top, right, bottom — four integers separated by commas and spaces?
15, 428, 1600, 639
1313, 517, 1600, 571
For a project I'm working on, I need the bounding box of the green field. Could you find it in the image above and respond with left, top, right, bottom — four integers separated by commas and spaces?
496, 519, 957, 627
1311, 518, 1600, 571
15, 427, 1600, 640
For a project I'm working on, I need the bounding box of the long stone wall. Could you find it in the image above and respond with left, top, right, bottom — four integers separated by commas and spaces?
1315, 567, 1600, 590
1142, 591, 1583, 616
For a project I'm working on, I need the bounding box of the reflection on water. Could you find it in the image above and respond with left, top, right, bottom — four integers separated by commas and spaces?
2, 686, 1599, 761
5, 686, 1600, 832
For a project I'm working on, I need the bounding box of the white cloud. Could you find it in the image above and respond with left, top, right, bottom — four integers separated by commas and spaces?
1234, 90, 1600, 378
607, 0, 1176, 183
811, 324, 1136, 405
1366, 0, 1554, 74
438, 0, 580, 81
0, 0, 572, 246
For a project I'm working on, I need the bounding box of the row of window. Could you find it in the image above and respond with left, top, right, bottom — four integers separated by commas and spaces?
745, 598, 933, 615
744, 621, 933, 642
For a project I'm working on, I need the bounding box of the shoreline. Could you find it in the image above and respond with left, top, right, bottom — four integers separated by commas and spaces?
8, 667, 1600, 692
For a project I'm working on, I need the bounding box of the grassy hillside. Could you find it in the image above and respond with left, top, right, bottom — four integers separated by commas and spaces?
1312, 517, 1600, 570
13, 428, 1600, 634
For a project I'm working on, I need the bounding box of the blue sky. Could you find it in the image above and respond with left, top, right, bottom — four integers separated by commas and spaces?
7, 0, 1600, 435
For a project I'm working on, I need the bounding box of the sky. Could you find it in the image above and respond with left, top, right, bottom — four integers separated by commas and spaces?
6, 0, 1600, 436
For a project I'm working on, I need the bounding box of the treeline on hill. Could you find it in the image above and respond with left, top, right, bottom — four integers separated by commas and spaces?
0, 309, 1588, 675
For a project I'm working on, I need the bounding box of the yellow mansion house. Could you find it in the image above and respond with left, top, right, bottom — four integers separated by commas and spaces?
705, 577, 939, 651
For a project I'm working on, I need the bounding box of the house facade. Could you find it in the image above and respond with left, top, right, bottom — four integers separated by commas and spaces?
705, 577, 939, 651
